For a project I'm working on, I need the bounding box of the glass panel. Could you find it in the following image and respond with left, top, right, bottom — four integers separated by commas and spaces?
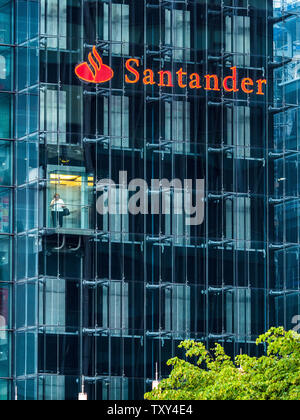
0, 237, 11, 283
226, 15, 250, 66
0, 285, 10, 379
0, 189, 11, 234
40, 88, 67, 144
104, 96, 129, 148
226, 288, 251, 338
0, 379, 9, 400
0, 94, 12, 139
0, 141, 11, 186
102, 281, 129, 333
0, 0, 12, 44
0, 47, 12, 91
165, 101, 190, 153
47, 166, 94, 230
43, 376, 65, 400
41, 0, 67, 49
164, 285, 191, 335
103, 3, 129, 55
165, 9, 190, 61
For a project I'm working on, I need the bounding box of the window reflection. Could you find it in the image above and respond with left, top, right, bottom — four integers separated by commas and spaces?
226, 288, 251, 338
103, 3, 129, 55
0, 141, 11, 186
0, 285, 9, 379
40, 88, 67, 143
0, 237, 10, 283
0, 1, 12, 44
40, 278, 66, 333
0, 47, 12, 92
9, 0, 300, 402
164, 189, 191, 245
0, 94, 11, 139
43, 376, 65, 400
165, 9, 190, 61
0, 55, 6, 84
102, 281, 129, 334
0, 190, 10, 234
165, 101, 190, 154
226, 15, 250, 67
102, 188, 129, 241
164, 285, 191, 335
40, 86, 82, 143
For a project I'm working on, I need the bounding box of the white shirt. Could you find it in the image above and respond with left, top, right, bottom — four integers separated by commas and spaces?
51, 198, 65, 212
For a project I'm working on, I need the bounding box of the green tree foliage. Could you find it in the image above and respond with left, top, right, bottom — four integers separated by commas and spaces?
145, 328, 300, 400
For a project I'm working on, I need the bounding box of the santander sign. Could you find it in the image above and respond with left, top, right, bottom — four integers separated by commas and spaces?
75, 47, 267, 95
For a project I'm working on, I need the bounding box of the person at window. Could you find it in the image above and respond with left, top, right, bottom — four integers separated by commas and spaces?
50, 193, 66, 228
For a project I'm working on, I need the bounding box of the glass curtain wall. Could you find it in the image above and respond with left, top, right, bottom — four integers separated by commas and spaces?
271, 0, 300, 333
10, 0, 284, 401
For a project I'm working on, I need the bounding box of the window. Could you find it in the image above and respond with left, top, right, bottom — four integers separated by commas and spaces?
102, 187, 129, 242
226, 15, 250, 67
0, 237, 10, 283
0, 286, 8, 333
48, 167, 94, 230
40, 88, 67, 143
43, 376, 65, 401
0, 285, 9, 378
274, 26, 293, 59
103, 3, 129, 55
102, 281, 129, 333
227, 106, 251, 158
165, 9, 190, 61
41, 0, 67, 49
40, 278, 66, 333
0, 93, 12, 139
164, 188, 191, 245
165, 101, 190, 153
0, 47, 12, 92
102, 377, 129, 400
226, 197, 251, 247
226, 288, 251, 338
0, 1, 12, 44
104, 96, 129, 148
0, 189, 10, 234
0, 141, 11, 186
165, 285, 190, 335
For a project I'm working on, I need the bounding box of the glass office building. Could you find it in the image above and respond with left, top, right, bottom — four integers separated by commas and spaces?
0, 0, 299, 400
272, 1, 300, 334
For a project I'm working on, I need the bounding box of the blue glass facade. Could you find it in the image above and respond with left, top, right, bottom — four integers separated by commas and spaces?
271, 0, 300, 333
0, 0, 299, 400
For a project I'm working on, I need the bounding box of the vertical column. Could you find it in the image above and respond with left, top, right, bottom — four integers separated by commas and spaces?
14, 0, 40, 400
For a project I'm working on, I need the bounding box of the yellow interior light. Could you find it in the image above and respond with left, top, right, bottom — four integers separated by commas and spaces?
50, 173, 83, 187
49, 173, 94, 187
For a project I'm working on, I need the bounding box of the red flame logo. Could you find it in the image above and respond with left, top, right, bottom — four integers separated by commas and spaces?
75, 47, 114, 84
